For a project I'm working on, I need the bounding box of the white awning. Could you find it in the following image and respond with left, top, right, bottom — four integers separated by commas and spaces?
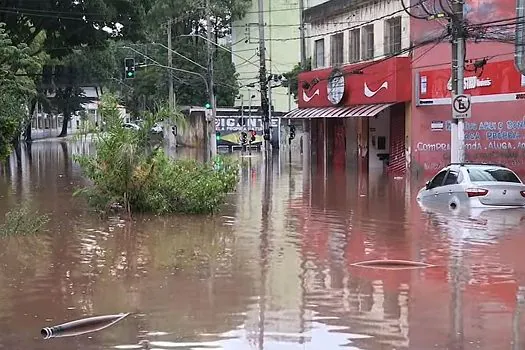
284, 103, 394, 119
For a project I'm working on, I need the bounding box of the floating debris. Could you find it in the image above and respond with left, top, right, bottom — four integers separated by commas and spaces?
350, 259, 435, 270
41, 313, 130, 339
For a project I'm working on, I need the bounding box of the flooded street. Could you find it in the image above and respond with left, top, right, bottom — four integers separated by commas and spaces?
1, 140, 525, 350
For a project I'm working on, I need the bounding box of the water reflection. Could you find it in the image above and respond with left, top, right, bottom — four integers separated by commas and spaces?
0, 141, 524, 349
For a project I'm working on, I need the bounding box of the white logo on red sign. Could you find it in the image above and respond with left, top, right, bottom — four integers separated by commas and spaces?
302, 89, 320, 102
447, 76, 492, 91
364, 81, 388, 98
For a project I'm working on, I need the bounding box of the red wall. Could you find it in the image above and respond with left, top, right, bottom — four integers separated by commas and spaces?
409, 0, 525, 176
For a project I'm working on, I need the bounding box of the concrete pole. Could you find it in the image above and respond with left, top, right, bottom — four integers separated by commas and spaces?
167, 19, 177, 150
257, 0, 270, 152
268, 79, 275, 151
299, 0, 306, 68
249, 92, 252, 155
456, 9, 466, 163
168, 20, 174, 111
450, 0, 465, 163
206, 0, 217, 160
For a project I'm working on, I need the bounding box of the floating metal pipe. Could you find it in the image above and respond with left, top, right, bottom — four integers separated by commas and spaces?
41, 313, 130, 339
350, 259, 435, 270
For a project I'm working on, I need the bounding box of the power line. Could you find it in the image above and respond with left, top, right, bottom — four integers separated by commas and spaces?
237, 32, 452, 90
248, 1, 424, 42
301, 33, 450, 87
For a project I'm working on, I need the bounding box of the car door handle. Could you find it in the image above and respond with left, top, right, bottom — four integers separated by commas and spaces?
448, 190, 453, 194
434, 192, 439, 196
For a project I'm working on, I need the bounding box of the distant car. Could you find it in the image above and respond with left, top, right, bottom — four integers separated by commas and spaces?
417, 163, 525, 210
122, 122, 163, 135
122, 122, 140, 131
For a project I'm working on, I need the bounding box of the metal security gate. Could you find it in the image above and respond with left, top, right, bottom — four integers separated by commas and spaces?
388, 105, 406, 175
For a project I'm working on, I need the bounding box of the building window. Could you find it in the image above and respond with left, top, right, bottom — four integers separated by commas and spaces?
330, 33, 344, 66
349, 28, 360, 63
385, 16, 402, 55
314, 38, 325, 68
361, 24, 374, 60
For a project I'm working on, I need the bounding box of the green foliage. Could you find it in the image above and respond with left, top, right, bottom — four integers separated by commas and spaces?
0, 90, 26, 160
74, 93, 239, 215
147, 0, 251, 34
111, 40, 239, 118
0, 23, 42, 160
0, 0, 147, 59
283, 58, 312, 101
0, 23, 40, 95
0, 204, 50, 237
47, 45, 121, 137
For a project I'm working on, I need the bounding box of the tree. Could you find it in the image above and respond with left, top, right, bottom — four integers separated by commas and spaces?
74, 93, 239, 216
0, 0, 147, 58
283, 59, 312, 101
0, 23, 41, 161
104, 0, 248, 113
112, 38, 240, 116
1, 0, 148, 140
50, 46, 118, 137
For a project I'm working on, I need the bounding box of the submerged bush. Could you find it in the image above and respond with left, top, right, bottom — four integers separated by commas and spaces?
74, 94, 239, 215
0, 204, 49, 236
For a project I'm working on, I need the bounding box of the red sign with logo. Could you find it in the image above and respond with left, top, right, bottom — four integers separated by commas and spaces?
419, 59, 525, 100
297, 57, 411, 108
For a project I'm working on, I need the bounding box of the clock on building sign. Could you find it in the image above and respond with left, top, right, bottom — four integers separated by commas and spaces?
327, 69, 345, 105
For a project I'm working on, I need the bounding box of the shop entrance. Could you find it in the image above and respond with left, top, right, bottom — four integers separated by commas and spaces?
368, 109, 391, 171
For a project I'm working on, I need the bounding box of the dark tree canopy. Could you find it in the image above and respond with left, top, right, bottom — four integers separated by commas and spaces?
0, 0, 247, 142
0, 0, 148, 57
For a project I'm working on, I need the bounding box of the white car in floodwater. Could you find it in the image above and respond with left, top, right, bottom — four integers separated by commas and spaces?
417, 163, 525, 211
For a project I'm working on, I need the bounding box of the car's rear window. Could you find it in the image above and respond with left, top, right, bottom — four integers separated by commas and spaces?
467, 167, 522, 183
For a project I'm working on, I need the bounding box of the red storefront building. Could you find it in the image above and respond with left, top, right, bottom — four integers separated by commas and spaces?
287, 0, 525, 177
412, 58, 525, 175
287, 57, 412, 176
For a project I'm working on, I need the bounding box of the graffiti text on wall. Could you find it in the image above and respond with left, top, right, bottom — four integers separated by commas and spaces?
420, 119, 525, 152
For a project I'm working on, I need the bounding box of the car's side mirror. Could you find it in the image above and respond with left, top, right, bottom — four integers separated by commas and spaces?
425, 181, 430, 190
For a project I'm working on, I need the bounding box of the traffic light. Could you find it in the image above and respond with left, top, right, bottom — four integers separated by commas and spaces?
289, 125, 296, 140
289, 125, 296, 145
263, 129, 270, 141
204, 102, 212, 109
240, 131, 248, 145
216, 131, 221, 141
249, 130, 256, 143
124, 58, 135, 79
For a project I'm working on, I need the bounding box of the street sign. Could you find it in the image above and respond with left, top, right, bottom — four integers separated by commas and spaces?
452, 93, 472, 119
205, 109, 213, 121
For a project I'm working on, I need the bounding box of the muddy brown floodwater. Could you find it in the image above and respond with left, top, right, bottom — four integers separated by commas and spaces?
1, 140, 525, 350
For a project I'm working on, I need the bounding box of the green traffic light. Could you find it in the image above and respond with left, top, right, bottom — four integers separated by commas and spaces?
127, 72, 133, 77
205, 102, 211, 109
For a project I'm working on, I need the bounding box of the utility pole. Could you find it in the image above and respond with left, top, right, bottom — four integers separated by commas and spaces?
257, 0, 270, 152
206, 0, 217, 160
167, 20, 174, 111
167, 19, 177, 149
450, 0, 465, 163
299, 0, 306, 68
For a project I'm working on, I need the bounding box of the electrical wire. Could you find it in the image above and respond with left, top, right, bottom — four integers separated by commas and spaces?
220, 1, 424, 42
401, 0, 429, 20
0, 1, 422, 44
